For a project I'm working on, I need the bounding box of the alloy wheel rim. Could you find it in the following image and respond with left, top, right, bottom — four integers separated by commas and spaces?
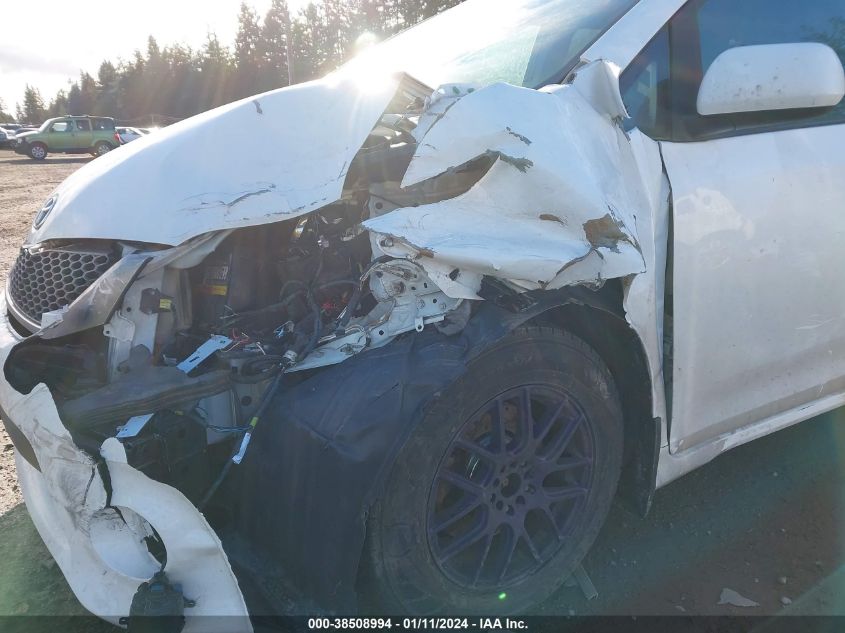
427, 385, 595, 589
97, 144, 110, 155
32, 146, 45, 158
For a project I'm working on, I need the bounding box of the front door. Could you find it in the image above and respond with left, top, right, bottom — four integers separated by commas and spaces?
658, 0, 845, 452
47, 120, 73, 151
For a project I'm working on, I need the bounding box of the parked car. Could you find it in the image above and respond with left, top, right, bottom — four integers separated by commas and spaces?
14, 116, 117, 159
0, 128, 16, 149
1, 0, 844, 624
114, 126, 145, 144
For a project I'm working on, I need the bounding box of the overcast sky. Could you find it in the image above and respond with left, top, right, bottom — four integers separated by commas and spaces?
0, 0, 314, 116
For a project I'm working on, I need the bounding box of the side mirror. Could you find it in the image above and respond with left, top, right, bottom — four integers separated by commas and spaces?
697, 43, 845, 116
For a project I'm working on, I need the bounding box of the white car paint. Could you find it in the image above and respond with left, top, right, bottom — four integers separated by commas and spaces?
582, 0, 845, 470
29, 74, 402, 246
579, 0, 686, 72
620, 130, 672, 448
365, 63, 649, 296
662, 122, 845, 454
0, 296, 252, 632
2, 0, 845, 621
697, 43, 845, 115
365, 74, 673, 450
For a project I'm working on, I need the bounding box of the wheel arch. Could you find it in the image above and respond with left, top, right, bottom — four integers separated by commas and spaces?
230, 280, 659, 612
524, 279, 660, 517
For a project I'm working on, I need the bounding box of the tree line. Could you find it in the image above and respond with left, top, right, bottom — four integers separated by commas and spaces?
4, 0, 462, 125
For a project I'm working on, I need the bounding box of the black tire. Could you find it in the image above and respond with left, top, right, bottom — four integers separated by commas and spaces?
363, 326, 623, 614
28, 143, 47, 160
93, 141, 113, 157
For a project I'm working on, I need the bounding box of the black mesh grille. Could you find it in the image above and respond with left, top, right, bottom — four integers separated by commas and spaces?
8, 248, 118, 326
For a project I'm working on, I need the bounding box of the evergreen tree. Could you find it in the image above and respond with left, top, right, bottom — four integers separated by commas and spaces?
117, 51, 147, 121
45, 90, 69, 119
257, 0, 292, 92
21, 85, 46, 123
143, 36, 168, 117
291, 3, 324, 82
66, 72, 98, 115
96, 61, 120, 116
67, 83, 82, 115
0, 98, 14, 123
28, 0, 467, 125
233, 3, 263, 99
199, 34, 234, 109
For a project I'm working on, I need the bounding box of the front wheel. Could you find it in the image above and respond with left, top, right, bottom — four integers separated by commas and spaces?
28, 143, 47, 160
93, 141, 112, 157
364, 327, 624, 614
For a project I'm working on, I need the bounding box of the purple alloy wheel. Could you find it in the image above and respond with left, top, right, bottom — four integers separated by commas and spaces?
427, 385, 595, 589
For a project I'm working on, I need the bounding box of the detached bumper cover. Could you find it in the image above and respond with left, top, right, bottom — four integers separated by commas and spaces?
0, 294, 251, 631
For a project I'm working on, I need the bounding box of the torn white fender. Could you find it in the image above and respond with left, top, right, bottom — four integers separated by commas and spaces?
364, 61, 651, 297
621, 130, 672, 446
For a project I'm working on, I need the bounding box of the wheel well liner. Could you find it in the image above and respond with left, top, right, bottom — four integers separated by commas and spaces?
528, 281, 659, 517
225, 281, 658, 613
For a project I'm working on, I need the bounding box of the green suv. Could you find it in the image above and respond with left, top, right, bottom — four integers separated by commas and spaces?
15, 116, 118, 160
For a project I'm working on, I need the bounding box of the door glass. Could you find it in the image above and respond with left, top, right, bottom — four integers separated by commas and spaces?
620, 26, 670, 137
50, 121, 70, 132
75, 119, 91, 131
91, 118, 114, 131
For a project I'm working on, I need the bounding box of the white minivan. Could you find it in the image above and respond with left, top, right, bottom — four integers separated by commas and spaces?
1, 0, 843, 625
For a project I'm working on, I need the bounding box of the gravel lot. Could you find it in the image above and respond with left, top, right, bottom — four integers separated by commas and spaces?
0, 154, 87, 519
0, 152, 843, 629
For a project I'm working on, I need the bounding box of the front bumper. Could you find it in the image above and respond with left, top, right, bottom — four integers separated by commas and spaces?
0, 294, 251, 631
13, 142, 28, 155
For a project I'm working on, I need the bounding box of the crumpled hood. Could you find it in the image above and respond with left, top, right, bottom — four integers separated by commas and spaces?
29, 74, 403, 246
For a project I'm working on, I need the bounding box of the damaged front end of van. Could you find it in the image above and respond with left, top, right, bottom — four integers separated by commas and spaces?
0, 52, 669, 627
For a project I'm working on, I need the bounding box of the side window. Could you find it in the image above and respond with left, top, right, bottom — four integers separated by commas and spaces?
75, 119, 91, 131
678, 0, 845, 129
620, 26, 671, 138
92, 118, 114, 131
50, 121, 70, 133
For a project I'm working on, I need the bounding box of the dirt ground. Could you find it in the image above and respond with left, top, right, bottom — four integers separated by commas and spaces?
0, 152, 844, 629
0, 154, 86, 519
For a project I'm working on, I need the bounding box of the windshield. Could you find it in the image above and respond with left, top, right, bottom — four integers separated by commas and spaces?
38, 119, 58, 132
341, 0, 639, 90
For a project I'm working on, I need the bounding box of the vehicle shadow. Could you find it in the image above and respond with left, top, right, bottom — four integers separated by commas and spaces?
547, 408, 845, 617
0, 156, 92, 166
